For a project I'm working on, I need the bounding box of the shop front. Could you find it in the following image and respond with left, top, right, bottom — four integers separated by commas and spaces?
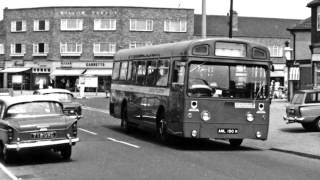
50, 69, 86, 91
0, 67, 32, 90
82, 69, 112, 92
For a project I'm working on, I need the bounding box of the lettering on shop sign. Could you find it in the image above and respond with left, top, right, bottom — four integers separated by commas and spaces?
86, 62, 105, 67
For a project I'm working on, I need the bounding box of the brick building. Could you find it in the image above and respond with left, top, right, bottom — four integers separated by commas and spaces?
0, 6, 194, 91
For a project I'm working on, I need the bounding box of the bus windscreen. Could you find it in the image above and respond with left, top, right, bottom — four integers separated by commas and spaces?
188, 62, 267, 99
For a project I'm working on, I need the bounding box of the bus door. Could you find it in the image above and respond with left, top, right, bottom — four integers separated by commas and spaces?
169, 61, 186, 124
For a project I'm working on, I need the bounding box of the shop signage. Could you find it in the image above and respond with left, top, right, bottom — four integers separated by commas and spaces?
312, 54, 320, 61
79, 76, 98, 88
12, 75, 23, 84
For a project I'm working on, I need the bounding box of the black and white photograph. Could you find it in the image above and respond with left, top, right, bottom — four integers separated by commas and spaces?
0, 0, 319, 180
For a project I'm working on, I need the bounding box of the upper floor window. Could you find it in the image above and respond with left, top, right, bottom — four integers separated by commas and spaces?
130, 19, 153, 31
129, 41, 152, 49
34, 20, 50, 31
268, 46, 283, 57
94, 19, 116, 31
10, 43, 26, 56
93, 42, 116, 56
60, 43, 82, 56
11, 20, 27, 32
61, 19, 83, 31
164, 20, 187, 32
0, 44, 4, 54
33, 43, 49, 56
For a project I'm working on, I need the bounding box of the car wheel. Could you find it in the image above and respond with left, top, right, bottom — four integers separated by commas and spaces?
0, 144, 13, 164
313, 118, 320, 131
121, 104, 131, 133
301, 123, 314, 131
229, 139, 243, 148
61, 145, 72, 160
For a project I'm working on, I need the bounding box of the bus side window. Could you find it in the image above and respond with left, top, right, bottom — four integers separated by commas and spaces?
156, 60, 169, 86
131, 61, 138, 84
127, 61, 132, 82
172, 61, 185, 84
146, 60, 157, 86
119, 61, 128, 80
136, 61, 146, 85
112, 62, 120, 80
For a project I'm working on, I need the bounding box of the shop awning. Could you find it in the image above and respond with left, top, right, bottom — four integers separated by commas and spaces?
50, 69, 85, 76
83, 69, 112, 76
0, 67, 31, 73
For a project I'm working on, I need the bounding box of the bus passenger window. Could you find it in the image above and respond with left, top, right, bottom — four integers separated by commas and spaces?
156, 60, 169, 86
119, 61, 128, 80
127, 61, 132, 81
172, 61, 185, 84
112, 62, 120, 80
146, 61, 157, 86
136, 61, 146, 85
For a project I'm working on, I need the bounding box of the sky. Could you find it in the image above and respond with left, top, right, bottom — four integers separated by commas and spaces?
0, 0, 312, 20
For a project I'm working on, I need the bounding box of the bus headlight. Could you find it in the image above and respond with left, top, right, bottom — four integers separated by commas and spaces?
246, 112, 254, 122
201, 111, 211, 121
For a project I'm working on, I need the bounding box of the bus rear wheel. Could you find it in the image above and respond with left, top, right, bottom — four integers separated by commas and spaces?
229, 139, 243, 148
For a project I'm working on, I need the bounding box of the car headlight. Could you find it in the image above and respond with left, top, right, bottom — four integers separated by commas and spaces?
201, 110, 211, 121
246, 112, 254, 122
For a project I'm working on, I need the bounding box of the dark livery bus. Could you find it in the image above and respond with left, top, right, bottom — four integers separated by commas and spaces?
109, 38, 272, 147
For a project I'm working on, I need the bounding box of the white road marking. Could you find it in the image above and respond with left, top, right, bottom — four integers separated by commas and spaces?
107, 137, 140, 149
82, 106, 109, 114
0, 163, 19, 180
79, 128, 98, 135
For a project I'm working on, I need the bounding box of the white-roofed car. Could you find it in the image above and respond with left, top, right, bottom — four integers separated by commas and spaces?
0, 95, 79, 163
33, 88, 82, 119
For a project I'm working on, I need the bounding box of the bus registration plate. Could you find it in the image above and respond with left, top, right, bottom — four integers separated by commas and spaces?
217, 128, 238, 134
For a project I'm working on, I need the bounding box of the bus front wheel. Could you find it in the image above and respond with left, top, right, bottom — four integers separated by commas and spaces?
156, 116, 170, 143
229, 139, 243, 148
121, 104, 131, 133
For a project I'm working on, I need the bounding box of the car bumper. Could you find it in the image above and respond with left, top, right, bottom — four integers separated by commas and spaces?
283, 115, 305, 123
5, 137, 79, 151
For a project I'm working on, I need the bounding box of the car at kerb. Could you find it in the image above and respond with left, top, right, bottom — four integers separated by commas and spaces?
33, 88, 82, 118
0, 95, 80, 163
283, 89, 320, 131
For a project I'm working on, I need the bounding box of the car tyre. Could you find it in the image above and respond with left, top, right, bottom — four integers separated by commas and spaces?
0, 144, 13, 164
229, 139, 243, 148
301, 122, 314, 131
61, 145, 72, 160
313, 118, 320, 131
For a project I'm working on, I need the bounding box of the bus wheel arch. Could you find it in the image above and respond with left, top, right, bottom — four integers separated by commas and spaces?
229, 139, 243, 148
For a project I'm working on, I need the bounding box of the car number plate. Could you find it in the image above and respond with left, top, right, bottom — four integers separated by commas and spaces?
31, 131, 56, 139
217, 128, 239, 134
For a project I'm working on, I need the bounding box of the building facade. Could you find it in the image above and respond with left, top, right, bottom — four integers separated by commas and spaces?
0, 6, 194, 91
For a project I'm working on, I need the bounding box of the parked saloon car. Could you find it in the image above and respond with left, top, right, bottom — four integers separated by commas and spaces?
33, 88, 82, 118
283, 89, 320, 131
0, 95, 79, 163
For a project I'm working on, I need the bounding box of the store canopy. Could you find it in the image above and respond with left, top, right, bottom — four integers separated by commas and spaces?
50, 69, 85, 76
0, 67, 31, 73
83, 69, 112, 76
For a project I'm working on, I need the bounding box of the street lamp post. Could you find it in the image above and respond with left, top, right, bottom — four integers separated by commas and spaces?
229, 0, 233, 38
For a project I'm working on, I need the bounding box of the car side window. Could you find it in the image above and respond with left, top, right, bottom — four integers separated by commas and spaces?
305, 93, 317, 103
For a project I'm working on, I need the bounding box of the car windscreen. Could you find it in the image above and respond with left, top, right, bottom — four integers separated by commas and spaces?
6, 101, 63, 118
44, 93, 73, 101
188, 62, 268, 99
291, 93, 304, 104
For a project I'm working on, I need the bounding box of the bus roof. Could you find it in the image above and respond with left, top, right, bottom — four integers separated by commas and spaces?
114, 38, 270, 61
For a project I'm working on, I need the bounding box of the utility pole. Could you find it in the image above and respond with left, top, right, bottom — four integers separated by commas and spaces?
228, 0, 233, 38
202, 0, 207, 38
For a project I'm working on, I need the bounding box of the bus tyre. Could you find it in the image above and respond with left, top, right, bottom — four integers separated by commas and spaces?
229, 139, 243, 148
121, 104, 131, 133
157, 118, 170, 143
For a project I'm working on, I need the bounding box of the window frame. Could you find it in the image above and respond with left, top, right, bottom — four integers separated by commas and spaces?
93, 42, 116, 56
33, 43, 49, 56
164, 20, 187, 33
94, 19, 117, 31
10, 43, 26, 56
33, 20, 50, 31
11, 20, 27, 32
0, 44, 4, 54
130, 19, 153, 32
60, 19, 83, 31
60, 42, 82, 56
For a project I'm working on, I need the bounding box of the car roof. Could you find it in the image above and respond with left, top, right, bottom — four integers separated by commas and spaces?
0, 95, 61, 107
34, 88, 72, 94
